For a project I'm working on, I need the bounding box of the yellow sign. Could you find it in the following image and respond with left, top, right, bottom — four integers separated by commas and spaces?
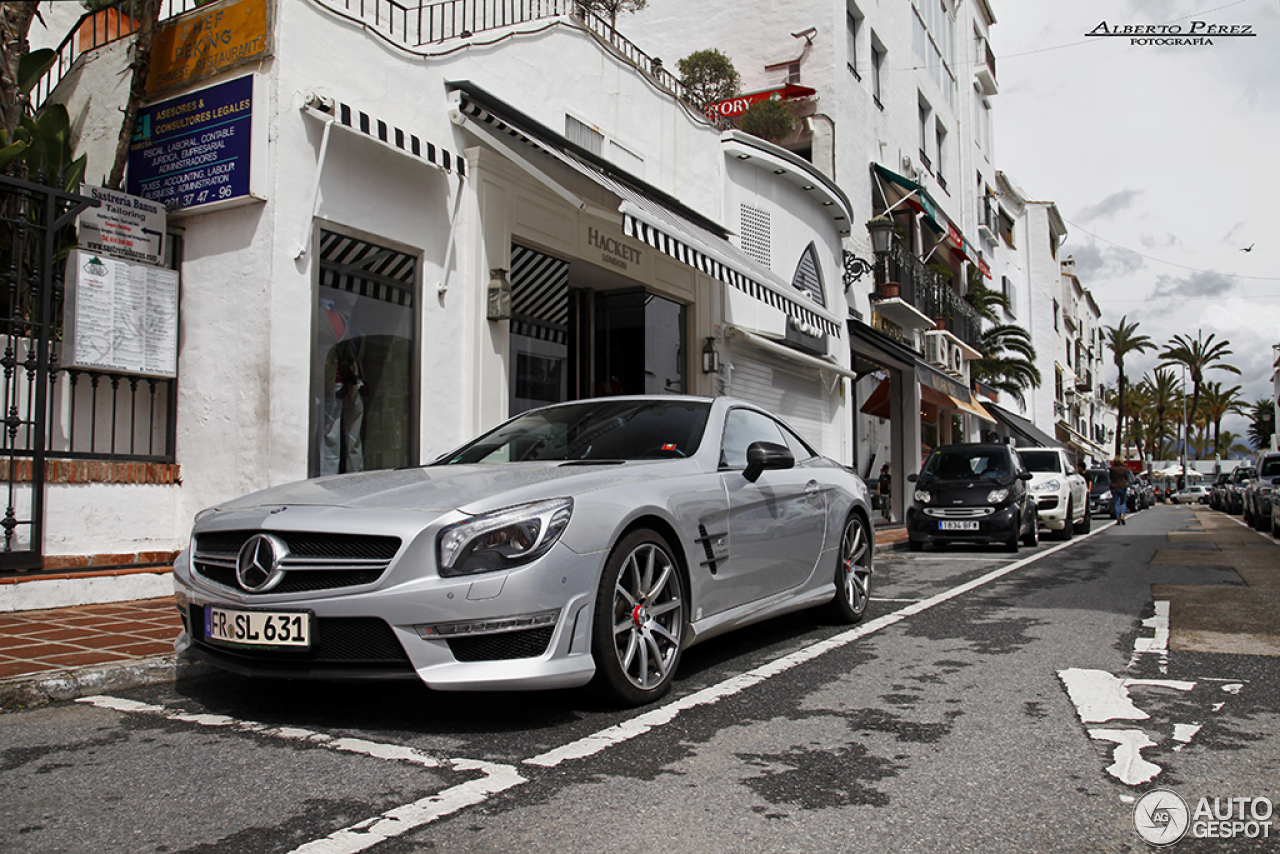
146, 0, 272, 95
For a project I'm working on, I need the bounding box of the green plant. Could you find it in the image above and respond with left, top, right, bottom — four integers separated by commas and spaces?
677, 49, 739, 106
578, 0, 647, 27
737, 95, 794, 143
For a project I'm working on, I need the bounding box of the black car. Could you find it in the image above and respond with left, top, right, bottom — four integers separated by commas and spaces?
1225, 466, 1257, 515
1086, 468, 1115, 517
906, 443, 1038, 552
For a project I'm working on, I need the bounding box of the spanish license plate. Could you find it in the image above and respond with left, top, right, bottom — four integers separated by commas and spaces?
939, 520, 980, 531
204, 606, 311, 649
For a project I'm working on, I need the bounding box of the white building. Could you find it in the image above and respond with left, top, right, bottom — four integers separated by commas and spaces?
9, 0, 855, 585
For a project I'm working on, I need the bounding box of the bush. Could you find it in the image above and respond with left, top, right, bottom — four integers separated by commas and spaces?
677, 49, 740, 106
737, 96, 795, 143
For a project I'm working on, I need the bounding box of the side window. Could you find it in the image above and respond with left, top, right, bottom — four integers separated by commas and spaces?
721, 408, 786, 469
778, 422, 817, 462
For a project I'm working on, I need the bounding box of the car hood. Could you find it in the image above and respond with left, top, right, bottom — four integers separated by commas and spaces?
210, 461, 688, 515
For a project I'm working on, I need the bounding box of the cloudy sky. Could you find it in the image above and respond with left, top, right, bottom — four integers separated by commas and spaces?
991, 0, 1279, 448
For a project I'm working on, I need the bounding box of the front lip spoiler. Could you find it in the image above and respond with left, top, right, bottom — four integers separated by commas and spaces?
182, 644, 419, 681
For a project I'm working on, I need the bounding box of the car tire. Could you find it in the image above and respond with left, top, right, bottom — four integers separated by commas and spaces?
819, 513, 872, 624
590, 528, 686, 707
1054, 500, 1074, 541
1023, 510, 1039, 547
1074, 504, 1092, 535
1005, 515, 1020, 553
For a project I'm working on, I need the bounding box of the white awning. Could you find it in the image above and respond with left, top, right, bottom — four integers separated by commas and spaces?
726, 325, 856, 380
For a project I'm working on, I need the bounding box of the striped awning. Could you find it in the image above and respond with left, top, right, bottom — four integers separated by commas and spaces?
450, 83, 842, 339
303, 95, 466, 176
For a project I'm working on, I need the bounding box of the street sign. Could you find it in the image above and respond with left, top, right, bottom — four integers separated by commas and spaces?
77, 185, 166, 265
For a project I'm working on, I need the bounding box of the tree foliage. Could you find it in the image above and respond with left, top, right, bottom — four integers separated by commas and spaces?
737, 96, 795, 144
1158, 330, 1240, 460
577, 0, 647, 27
1103, 316, 1155, 458
676, 48, 739, 106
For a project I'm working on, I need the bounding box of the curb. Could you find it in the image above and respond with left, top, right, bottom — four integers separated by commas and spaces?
0, 655, 216, 714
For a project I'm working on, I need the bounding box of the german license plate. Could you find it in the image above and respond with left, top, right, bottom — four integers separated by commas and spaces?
939, 520, 980, 531
204, 606, 311, 649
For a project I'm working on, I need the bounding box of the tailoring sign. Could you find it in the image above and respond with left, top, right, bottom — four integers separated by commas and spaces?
78, 185, 166, 265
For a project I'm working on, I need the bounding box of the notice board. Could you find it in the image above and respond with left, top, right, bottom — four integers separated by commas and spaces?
62, 250, 180, 378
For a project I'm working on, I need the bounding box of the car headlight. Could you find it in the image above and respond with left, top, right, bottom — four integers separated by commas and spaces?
437, 498, 573, 577
914, 490, 931, 504
987, 488, 1009, 503
1097, 490, 1111, 501
1031, 479, 1061, 494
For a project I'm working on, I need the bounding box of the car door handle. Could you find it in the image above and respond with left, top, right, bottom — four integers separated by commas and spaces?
805, 481, 821, 497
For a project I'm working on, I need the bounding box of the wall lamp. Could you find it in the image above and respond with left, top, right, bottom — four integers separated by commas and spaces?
487, 268, 512, 320
701, 337, 721, 374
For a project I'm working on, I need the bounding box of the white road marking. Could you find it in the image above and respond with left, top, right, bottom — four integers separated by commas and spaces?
1058, 669, 1195, 724
76, 695, 527, 854
1088, 729, 1164, 786
527, 532, 1098, 768
81, 529, 1105, 851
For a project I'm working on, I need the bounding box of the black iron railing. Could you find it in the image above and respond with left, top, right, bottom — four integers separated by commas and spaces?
32, 0, 205, 112
874, 242, 981, 347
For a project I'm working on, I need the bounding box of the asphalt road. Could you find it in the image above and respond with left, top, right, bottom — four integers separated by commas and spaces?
2, 505, 1277, 854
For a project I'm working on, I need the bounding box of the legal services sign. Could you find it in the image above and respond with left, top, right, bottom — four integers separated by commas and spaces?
127, 75, 257, 213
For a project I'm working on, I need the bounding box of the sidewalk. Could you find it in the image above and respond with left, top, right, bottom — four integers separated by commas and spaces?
0, 523, 897, 712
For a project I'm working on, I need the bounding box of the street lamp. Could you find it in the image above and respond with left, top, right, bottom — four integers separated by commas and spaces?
865, 215, 896, 297
1180, 364, 1188, 486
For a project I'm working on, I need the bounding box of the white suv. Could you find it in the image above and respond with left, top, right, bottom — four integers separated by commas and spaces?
1019, 447, 1090, 540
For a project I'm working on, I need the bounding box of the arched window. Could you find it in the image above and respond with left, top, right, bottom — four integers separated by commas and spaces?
791, 243, 826, 308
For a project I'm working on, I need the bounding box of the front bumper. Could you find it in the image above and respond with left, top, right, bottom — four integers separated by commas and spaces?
905, 503, 1019, 546
1034, 494, 1068, 529
173, 540, 602, 692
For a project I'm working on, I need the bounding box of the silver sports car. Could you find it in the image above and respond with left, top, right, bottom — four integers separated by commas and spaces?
173, 396, 874, 706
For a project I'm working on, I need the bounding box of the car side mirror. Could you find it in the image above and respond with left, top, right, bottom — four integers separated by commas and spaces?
1018, 471, 1033, 481
744, 441, 794, 483
907, 473, 918, 483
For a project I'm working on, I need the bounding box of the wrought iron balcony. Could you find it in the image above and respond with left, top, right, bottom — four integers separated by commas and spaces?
871, 243, 981, 347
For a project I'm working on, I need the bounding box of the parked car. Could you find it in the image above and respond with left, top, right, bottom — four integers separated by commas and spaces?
1243, 452, 1280, 533
1133, 477, 1154, 510
1209, 473, 1232, 511
1224, 466, 1257, 515
905, 443, 1038, 552
1169, 485, 1211, 504
173, 396, 876, 707
1019, 447, 1090, 540
1085, 467, 1141, 517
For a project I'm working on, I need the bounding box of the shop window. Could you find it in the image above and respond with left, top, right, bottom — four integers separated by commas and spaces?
312, 231, 418, 476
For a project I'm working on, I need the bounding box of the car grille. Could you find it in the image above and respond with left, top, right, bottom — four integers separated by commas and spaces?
447, 627, 555, 662
189, 606, 413, 672
193, 530, 401, 594
923, 507, 995, 518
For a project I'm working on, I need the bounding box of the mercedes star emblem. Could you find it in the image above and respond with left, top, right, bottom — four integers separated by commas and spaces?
236, 533, 290, 593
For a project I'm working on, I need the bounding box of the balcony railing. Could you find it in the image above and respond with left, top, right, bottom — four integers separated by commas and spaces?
38, 0, 733, 130
874, 242, 981, 347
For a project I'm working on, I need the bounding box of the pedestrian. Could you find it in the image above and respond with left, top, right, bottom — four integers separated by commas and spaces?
1109, 458, 1130, 524
878, 463, 892, 522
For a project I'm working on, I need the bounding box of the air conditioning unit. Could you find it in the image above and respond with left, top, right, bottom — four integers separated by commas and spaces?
922, 333, 947, 367
950, 343, 964, 376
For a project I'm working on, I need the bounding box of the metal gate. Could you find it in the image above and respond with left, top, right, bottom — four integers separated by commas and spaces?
0, 173, 97, 570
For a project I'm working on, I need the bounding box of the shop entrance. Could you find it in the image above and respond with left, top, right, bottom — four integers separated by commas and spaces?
509, 244, 685, 414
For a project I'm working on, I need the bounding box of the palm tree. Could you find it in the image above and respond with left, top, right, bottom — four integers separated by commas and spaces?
1146, 368, 1182, 461
969, 323, 1041, 408
1122, 380, 1153, 460
963, 278, 1041, 408
1159, 331, 1241, 460
1247, 397, 1276, 450
1104, 317, 1156, 458
1197, 381, 1245, 459
1216, 431, 1252, 458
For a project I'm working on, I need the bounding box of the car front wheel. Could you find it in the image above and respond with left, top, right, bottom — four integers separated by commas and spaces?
1023, 509, 1039, 547
820, 513, 872, 623
591, 529, 686, 707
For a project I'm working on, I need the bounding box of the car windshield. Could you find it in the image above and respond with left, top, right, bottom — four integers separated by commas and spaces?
1259, 458, 1280, 477
922, 448, 1011, 481
438, 399, 712, 464
1019, 450, 1062, 473
1086, 471, 1111, 493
